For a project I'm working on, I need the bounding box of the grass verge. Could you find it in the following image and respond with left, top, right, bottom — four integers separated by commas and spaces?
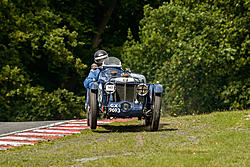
0, 110, 249, 167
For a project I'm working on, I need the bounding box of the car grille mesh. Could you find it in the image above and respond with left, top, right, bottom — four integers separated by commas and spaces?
115, 84, 135, 102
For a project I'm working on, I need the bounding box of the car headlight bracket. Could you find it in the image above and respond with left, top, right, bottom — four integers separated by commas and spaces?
104, 82, 116, 94
136, 84, 148, 96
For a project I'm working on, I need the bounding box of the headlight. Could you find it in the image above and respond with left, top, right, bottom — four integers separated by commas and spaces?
137, 84, 148, 96
104, 82, 116, 94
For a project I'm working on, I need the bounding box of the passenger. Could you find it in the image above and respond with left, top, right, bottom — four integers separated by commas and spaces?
91, 63, 98, 71
84, 50, 108, 109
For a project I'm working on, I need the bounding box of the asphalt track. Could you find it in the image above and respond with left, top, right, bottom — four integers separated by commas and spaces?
0, 121, 63, 135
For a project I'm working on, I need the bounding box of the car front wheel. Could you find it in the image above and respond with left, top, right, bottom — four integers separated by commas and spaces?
89, 89, 98, 129
87, 109, 90, 126
145, 116, 151, 126
150, 93, 162, 131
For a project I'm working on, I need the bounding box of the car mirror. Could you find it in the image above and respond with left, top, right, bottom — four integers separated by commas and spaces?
125, 68, 131, 72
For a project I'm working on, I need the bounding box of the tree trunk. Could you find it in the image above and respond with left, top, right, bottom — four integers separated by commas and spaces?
92, 0, 117, 49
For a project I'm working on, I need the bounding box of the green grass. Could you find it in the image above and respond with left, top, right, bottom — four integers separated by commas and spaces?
0, 110, 249, 167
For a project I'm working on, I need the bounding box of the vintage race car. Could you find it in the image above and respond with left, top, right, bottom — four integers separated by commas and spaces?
87, 57, 163, 131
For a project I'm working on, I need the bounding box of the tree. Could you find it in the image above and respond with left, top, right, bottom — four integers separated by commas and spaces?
0, 0, 86, 121
0, 0, 166, 121
122, 1, 249, 115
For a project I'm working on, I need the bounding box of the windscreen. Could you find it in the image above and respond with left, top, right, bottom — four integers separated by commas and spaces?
102, 57, 122, 67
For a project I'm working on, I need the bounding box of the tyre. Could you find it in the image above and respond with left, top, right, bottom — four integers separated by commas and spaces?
89, 89, 98, 129
145, 116, 151, 126
87, 109, 90, 126
150, 94, 162, 131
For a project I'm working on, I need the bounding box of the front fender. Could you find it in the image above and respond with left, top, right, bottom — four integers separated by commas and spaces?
148, 83, 163, 105
146, 83, 163, 110
153, 84, 163, 94
89, 82, 98, 90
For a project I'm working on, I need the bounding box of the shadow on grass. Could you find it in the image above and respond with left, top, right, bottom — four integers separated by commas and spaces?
96, 123, 178, 133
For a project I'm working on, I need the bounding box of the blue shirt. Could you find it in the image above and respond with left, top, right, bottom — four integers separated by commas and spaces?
84, 68, 100, 88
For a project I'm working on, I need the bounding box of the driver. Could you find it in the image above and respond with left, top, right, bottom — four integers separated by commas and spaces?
84, 50, 108, 109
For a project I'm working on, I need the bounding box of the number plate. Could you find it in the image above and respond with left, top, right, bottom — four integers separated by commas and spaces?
106, 85, 115, 91
108, 107, 120, 113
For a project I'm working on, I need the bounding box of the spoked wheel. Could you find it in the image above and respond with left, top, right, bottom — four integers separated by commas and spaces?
89, 89, 98, 129
150, 93, 162, 131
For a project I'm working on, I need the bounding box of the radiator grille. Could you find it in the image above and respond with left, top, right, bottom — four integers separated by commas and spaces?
115, 84, 135, 102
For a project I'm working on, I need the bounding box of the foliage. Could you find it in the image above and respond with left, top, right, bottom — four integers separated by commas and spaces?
101, 0, 166, 58
0, 0, 166, 121
1, 0, 248, 120
0, 65, 85, 121
9, 87, 85, 122
0, 0, 87, 121
0, 65, 27, 121
221, 80, 250, 110
122, 1, 249, 115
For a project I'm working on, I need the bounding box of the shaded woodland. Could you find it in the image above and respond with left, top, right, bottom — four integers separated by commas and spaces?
0, 0, 249, 121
